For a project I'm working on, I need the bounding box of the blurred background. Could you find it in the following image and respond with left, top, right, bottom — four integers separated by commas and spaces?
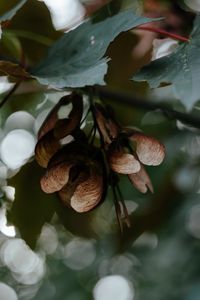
0, 1, 200, 299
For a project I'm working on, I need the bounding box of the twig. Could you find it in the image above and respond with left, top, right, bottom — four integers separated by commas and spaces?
138, 25, 190, 43
0, 81, 21, 109
95, 86, 200, 128
0, 37, 27, 109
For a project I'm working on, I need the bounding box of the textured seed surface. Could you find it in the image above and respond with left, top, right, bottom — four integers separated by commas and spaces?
131, 133, 165, 166
40, 162, 73, 193
109, 151, 141, 174
70, 174, 103, 213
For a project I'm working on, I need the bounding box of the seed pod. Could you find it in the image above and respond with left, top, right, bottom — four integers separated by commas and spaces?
47, 141, 90, 169
35, 131, 60, 168
129, 133, 165, 166
108, 149, 141, 174
38, 95, 71, 140
94, 103, 119, 145
53, 94, 83, 139
35, 93, 83, 167
40, 161, 74, 193
59, 171, 104, 213
38, 93, 83, 139
70, 173, 104, 213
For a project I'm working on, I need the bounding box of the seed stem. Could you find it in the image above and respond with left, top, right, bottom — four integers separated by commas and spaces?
116, 185, 131, 228
112, 185, 124, 234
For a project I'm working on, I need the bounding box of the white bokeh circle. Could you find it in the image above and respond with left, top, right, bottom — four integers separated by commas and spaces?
0, 282, 18, 300
0, 129, 36, 169
93, 275, 134, 300
4, 111, 35, 133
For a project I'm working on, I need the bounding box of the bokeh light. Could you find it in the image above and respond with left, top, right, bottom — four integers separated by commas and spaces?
93, 275, 134, 300
186, 204, 200, 239
0, 282, 18, 300
63, 238, 96, 270
0, 130, 36, 169
0, 238, 45, 285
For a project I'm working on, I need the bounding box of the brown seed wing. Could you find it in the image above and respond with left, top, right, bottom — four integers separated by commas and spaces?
40, 161, 74, 193
35, 131, 60, 168
70, 174, 104, 213
54, 94, 83, 139
130, 133, 165, 166
128, 165, 154, 193
38, 95, 71, 140
35, 94, 83, 167
38, 93, 83, 140
94, 103, 119, 145
109, 151, 141, 174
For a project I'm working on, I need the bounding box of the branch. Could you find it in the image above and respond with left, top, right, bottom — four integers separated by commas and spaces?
95, 86, 200, 129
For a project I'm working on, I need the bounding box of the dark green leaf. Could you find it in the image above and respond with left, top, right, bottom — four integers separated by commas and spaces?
133, 16, 200, 111
32, 11, 157, 88
0, 0, 27, 22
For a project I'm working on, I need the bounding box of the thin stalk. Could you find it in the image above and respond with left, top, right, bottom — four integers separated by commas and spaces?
87, 124, 95, 140
116, 185, 131, 228
112, 185, 123, 234
90, 125, 97, 145
138, 25, 189, 43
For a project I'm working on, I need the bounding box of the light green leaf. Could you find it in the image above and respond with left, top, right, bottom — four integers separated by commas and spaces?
0, 0, 27, 22
133, 16, 200, 111
32, 11, 158, 88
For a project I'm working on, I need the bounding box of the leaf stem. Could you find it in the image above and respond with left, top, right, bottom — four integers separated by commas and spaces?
138, 25, 189, 43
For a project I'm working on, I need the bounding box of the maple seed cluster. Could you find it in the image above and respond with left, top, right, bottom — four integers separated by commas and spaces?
35, 93, 165, 218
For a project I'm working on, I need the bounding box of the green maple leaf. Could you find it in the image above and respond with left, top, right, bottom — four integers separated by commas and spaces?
133, 16, 200, 111
32, 11, 158, 88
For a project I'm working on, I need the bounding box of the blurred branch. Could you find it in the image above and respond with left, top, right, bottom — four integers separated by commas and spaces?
95, 86, 200, 128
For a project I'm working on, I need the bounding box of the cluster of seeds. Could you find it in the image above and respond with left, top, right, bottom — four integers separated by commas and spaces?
35, 92, 165, 229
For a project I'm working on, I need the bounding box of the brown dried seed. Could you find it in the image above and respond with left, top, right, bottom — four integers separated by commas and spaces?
35, 94, 84, 167
35, 131, 60, 168
54, 94, 83, 139
94, 104, 119, 145
38, 95, 70, 140
40, 161, 73, 193
47, 141, 92, 170
130, 133, 165, 166
109, 151, 141, 174
70, 174, 104, 213
38, 93, 83, 140
128, 165, 154, 193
